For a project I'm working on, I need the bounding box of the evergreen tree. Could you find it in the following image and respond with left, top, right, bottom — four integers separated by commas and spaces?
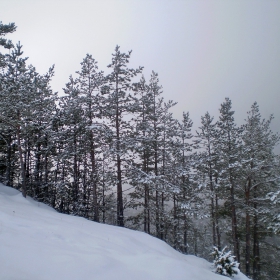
167, 111, 195, 252
76, 54, 104, 222
196, 112, 221, 250
0, 21, 16, 67
241, 102, 280, 279
217, 98, 242, 263
211, 246, 240, 276
0, 42, 56, 198
102, 45, 142, 226
59, 76, 86, 214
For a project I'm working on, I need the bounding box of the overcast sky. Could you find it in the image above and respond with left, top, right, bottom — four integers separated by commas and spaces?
1, 0, 280, 150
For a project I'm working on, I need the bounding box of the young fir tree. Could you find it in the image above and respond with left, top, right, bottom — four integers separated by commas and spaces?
211, 246, 240, 276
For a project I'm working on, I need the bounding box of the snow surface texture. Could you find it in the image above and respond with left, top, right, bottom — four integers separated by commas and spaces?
0, 184, 249, 280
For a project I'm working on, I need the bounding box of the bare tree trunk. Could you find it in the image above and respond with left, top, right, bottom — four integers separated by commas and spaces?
209, 171, 217, 248
44, 142, 49, 201
155, 149, 159, 238
215, 192, 221, 250
153, 97, 159, 238
90, 132, 99, 222
183, 216, 188, 254
230, 178, 240, 262
253, 189, 260, 280
16, 121, 26, 198
102, 156, 106, 224
160, 192, 164, 240
73, 132, 79, 213
143, 152, 150, 233
115, 80, 124, 227
173, 194, 178, 249
245, 178, 251, 277
34, 141, 41, 198
228, 129, 240, 263
5, 133, 12, 186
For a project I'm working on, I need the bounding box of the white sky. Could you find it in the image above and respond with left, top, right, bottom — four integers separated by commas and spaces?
1, 0, 280, 150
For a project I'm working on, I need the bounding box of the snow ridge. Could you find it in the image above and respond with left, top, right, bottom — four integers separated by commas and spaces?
0, 184, 248, 280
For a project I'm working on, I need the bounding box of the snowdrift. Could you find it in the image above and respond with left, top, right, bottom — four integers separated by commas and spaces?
0, 184, 248, 280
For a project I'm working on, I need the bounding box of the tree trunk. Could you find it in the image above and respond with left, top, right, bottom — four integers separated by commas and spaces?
90, 132, 99, 222
5, 133, 12, 186
16, 122, 26, 198
253, 188, 260, 280
17, 126, 26, 197
215, 192, 221, 250
115, 79, 124, 227
173, 194, 178, 249
230, 180, 240, 262
245, 178, 251, 277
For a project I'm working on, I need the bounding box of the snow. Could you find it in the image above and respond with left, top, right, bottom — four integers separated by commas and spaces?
0, 184, 249, 280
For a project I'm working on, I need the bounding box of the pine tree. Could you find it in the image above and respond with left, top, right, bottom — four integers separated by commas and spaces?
241, 102, 280, 279
217, 98, 242, 263
76, 54, 104, 222
196, 112, 221, 250
168, 111, 195, 252
0, 42, 57, 198
0, 21, 16, 67
126, 75, 153, 233
211, 246, 240, 276
59, 76, 86, 214
102, 45, 143, 226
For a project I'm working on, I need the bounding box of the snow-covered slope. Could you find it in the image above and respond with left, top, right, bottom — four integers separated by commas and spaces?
0, 184, 248, 280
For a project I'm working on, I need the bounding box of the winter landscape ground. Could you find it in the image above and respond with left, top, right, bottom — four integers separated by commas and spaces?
0, 184, 249, 280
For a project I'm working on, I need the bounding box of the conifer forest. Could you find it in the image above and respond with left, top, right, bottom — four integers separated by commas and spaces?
1, 21, 280, 280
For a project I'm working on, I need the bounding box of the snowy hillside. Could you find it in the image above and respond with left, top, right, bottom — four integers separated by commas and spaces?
0, 184, 248, 280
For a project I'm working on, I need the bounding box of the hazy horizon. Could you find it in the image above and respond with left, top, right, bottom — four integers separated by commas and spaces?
1, 0, 279, 151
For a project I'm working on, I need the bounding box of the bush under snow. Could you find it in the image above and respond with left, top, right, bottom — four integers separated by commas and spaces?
211, 246, 240, 277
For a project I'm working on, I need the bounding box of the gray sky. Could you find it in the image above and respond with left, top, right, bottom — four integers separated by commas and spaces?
1, 0, 280, 150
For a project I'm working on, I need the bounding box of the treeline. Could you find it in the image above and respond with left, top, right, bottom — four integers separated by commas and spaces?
1, 22, 280, 280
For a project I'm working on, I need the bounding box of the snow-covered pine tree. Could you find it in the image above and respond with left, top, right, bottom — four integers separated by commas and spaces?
126, 75, 154, 233
145, 72, 167, 239
102, 45, 143, 226
23, 64, 57, 203
0, 43, 28, 196
0, 62, 15, 186
0, 42, 56, 198
58, 76, 86, 214
168, 111, 195, 252
211, 246, 239, 277
155, 99, 178, 241
76, 54, 104, 222
217, 98, 242, 263
196, 112, 221, 250
128, 71, 179, 241
241, 102, 280, 279
0, 21, 16, 67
